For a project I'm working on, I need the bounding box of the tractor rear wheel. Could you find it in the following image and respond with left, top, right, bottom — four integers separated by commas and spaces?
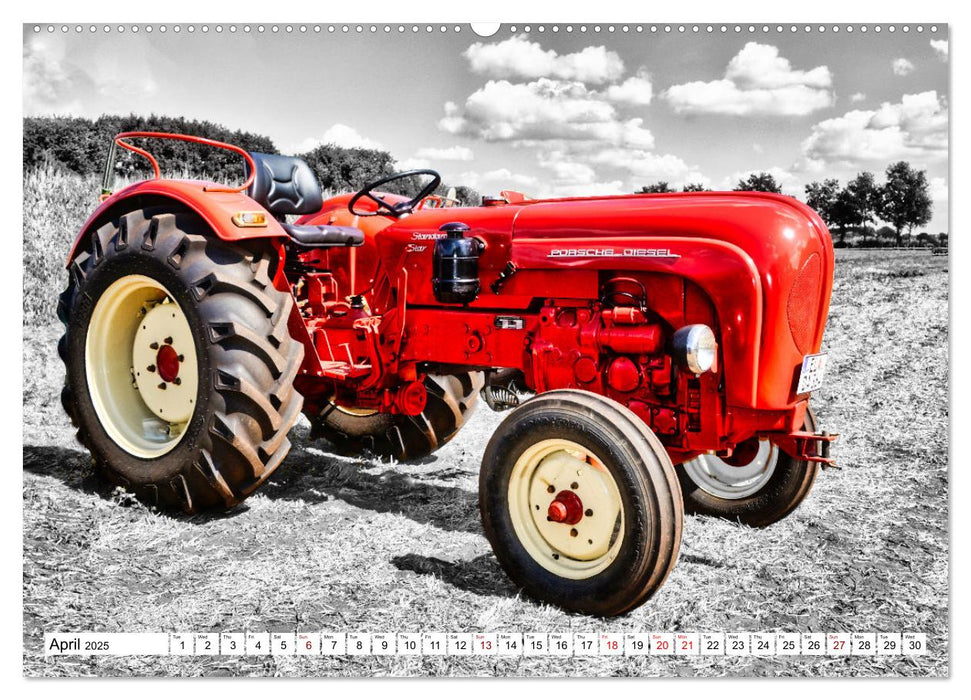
309, 373, 484, 460
676, 409, 820, 527
58, 207, 304, 512
479, 390, 683, 617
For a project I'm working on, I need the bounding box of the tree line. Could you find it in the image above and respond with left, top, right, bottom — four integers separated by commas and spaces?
23, 116, 481, 206
638, 163, 941, 248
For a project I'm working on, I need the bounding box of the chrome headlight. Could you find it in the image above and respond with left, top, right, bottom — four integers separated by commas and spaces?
672, 324, 717, 375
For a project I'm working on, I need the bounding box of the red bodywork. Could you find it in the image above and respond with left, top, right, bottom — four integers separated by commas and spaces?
70, 140, 835, 466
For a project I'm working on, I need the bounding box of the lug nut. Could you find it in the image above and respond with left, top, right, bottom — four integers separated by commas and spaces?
173, 377, 182, 386
547, 484, 555, 494
149, 342, 159, 350
147, 364, 156, 373
570, 528, 578, 538
585, 509, 593, 517
164, 337, 173, 345
571, 482, 579, 490
158, 382, 167, 390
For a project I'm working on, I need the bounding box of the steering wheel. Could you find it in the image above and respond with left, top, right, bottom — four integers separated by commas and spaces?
348, 169, 442, 217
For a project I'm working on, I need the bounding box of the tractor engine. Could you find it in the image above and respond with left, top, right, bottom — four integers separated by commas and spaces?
523, 276, 723, 457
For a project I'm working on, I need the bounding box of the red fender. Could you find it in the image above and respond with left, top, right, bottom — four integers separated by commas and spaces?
65, 179, 288, 266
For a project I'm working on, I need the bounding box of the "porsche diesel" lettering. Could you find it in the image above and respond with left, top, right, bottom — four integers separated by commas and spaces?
547, 248, 681, 259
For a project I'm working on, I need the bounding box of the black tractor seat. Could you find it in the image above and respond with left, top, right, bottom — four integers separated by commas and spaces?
245, 152, 364, 248
280, 223, 364, 247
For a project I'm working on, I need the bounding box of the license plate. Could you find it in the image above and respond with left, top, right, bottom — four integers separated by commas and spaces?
796, 353, 828, 394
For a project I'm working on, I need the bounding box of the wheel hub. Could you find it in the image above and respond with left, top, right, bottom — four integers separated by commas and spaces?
524, 447, 622, 562
131, 301, 197, 424
547, 490, 583, 525
156, 343, 181, 383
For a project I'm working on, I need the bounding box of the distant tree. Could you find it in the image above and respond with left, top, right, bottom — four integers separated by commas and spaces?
937, 232, 948, 247
638, 182, 674, 193
828, 188, 863, 244
877, 161, 933, 247
450, 185, 481, 207
681, 182, 710, 192
297, 144, 397, 193
846, 171, 881, 238
734, 172, 782, 193
804, 178, 840, 238
24, 114, 277, 183
875, 225, 897, 247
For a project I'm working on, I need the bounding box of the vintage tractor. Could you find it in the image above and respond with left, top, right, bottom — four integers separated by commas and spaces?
58, 133, 836, 616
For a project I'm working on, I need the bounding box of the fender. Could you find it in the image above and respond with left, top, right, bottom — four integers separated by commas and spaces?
511, 236, 763, 408
65, 179, 288, 266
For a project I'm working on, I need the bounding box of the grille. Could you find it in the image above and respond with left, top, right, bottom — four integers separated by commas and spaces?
787, 253, 822, 354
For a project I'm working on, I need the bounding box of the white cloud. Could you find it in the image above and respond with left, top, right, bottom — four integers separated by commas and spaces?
850, 92, 867, 103
929, 177, 948, 203
801, 91, 948, 166
604, 71, 653, 106
293, 124, 384, 152
545, 181, 627, 198
23, 38, 77, 115
397, 158, 431, 171
892, 58, 915, 76
663, 42, 833, 116
464, 34, 624, 84
456, 167, 540, 194
439, 78, 654, 148
588, 149, 708, 187
931, 40, 948, 60
413, 146, 474, 161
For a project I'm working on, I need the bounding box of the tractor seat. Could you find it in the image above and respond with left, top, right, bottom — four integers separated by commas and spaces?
280, 223, 363, 247
245, 152, 363, 248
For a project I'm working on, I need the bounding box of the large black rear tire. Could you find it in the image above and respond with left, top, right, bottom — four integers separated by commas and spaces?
309, 372, 483, 460
58, 207, 304, 512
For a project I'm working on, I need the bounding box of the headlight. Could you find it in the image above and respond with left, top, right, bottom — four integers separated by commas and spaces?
672, 324, 717, 375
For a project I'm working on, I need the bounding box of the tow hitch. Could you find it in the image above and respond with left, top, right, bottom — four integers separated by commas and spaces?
778, 429, 839, 469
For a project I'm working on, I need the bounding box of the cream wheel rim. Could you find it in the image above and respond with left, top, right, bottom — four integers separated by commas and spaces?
508, 438, 625, 580
681, 440, 778, 500
85, 275, 199, 458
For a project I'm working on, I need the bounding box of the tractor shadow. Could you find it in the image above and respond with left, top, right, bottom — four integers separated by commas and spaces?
23, 425, 481, 534
258, 425, 483, 535
22, 444, 253, 522
391, 553, 518, 599
23, 444, 111, 499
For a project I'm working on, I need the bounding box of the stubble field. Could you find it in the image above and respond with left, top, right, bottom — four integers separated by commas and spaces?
22, 170, 949, 677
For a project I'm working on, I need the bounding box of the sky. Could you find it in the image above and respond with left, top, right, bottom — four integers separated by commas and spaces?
23, 22, 949, 233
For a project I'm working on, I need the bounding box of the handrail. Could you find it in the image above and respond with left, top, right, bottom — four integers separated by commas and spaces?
105, 131, 257, 197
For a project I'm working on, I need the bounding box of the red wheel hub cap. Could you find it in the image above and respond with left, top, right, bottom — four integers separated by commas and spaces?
547, 490, 584, 525
156, 344, 180, 383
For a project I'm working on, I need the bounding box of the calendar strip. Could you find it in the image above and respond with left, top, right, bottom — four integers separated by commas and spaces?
44, 632, 928, 657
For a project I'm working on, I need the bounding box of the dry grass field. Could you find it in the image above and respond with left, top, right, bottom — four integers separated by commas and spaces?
22, 170, 949, 677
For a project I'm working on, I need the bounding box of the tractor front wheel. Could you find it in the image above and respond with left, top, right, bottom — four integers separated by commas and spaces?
479, 390, 683, 617
58, 207, 304, 512
676, 409, 820, 527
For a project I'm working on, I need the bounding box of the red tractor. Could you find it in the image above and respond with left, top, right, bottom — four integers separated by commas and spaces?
58, 133, 836, 616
